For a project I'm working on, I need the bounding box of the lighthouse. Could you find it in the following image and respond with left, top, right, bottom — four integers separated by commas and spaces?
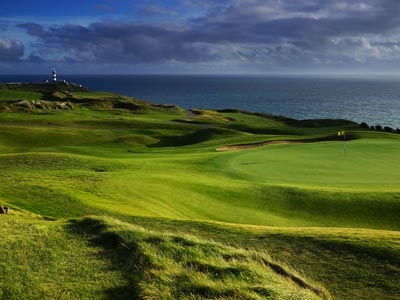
52, 68, 57, 82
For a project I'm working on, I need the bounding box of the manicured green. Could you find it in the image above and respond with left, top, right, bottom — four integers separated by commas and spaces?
227, 140, 400, 190
0, 86, 399, 299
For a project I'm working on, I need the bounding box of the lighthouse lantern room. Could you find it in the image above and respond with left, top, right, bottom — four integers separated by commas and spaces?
52, 68, 57, 82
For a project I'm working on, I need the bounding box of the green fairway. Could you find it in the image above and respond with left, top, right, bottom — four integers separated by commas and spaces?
0, 88, 43, 101
0, 86, 399, 299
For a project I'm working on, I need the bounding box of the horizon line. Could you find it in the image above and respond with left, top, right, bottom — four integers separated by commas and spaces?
2, 72, 400, 78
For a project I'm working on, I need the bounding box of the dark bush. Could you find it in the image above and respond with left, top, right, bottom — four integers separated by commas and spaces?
383, 126, 394, 133
375, 125, 383, 131
360, 122, 369, 129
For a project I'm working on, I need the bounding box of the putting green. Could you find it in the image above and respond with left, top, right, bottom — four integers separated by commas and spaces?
227, 139, 400, 191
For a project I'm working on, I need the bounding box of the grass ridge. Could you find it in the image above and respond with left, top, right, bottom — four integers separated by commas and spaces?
69, 216, 330, 300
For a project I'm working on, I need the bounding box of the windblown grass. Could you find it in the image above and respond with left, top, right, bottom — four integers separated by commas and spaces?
69, 216, 329, 300
124, 216, 400, 300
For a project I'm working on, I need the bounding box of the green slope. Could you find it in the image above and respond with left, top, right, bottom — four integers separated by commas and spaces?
0, 214, 329, 300
0, 216, 133, 300
0, 86, 399, 299
123, 216, 400, 300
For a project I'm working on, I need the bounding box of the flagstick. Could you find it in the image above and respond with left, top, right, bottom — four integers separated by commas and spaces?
343, 134, 347, 159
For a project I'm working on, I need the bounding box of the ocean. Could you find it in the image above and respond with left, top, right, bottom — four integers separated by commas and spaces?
1, 75, 399, 128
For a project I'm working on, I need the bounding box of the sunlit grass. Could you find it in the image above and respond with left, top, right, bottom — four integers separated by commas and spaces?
0, 89, 399, 299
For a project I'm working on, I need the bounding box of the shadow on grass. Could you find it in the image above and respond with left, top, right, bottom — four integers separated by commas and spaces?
67, 218, 148, 300
149, 127, 235, 147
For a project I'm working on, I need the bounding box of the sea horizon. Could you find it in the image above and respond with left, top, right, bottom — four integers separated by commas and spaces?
1, 74, 399, 128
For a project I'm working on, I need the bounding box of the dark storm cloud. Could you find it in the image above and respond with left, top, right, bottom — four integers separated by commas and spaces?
18, 23, 47, 38
0, 39, 24, 62
191, 0, 400, 43
27, 54, 44, 63
18, 22, 219, 63
16, 0, 400, 67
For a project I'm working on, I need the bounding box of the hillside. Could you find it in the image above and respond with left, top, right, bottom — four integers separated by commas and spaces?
0, 84, 399, 300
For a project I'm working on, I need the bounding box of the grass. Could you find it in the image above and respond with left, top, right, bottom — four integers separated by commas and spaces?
122, 216, 400, 300
226, 139, 400, 190
0, 88, 43, 101
0, 214, 329, 300
0, 88, 399, 299
69, 216, 328, 300
68, 91, 125, 99
0, 215, 132, 300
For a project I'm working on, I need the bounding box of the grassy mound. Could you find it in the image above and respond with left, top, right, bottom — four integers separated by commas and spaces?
124, 216, 400, 300
0, 213, 331, 300
69, 216, 328, 300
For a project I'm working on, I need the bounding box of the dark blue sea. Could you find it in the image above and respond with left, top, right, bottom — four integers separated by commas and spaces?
1, 75, 399, 128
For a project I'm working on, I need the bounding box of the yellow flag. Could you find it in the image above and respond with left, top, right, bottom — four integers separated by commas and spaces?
338, 130, 345, 136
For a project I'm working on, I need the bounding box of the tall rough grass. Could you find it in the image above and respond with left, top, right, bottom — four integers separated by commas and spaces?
70, 216, 329, 300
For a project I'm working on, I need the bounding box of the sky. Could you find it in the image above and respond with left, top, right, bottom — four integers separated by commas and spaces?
1, 0, 400, 74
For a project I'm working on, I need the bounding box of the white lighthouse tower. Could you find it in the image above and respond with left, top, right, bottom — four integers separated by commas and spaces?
52, 68, 57, 82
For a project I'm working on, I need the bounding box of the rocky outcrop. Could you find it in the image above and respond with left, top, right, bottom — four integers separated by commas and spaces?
0, 104, 13, 112
12, 100, 74, 111
0, 206, 9, 214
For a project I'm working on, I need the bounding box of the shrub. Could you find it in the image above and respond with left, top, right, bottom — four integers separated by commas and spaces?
383, 126, 394, 133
